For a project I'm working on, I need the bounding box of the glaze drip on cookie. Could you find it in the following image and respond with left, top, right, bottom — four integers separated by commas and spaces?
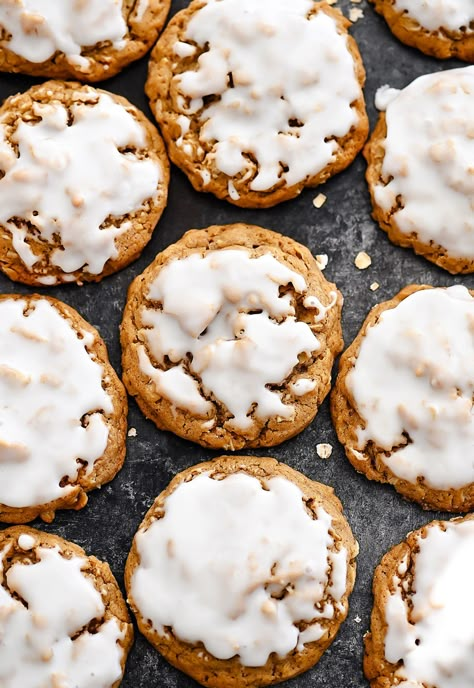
139, 249, 329, 430
373, 67, 474, 261
0, 298, 112, 509
392, 0, 474, 33
0, 0, 127, 69
384, 519, 474, 688
171, 0, 361, 192
130, 471, 347, 666
347, 286, 474, 490
0, 90, 161, 278
0, 530, 129, 688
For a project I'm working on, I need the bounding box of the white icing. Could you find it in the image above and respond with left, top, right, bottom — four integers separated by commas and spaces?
139, 249, 335, 429
0, 541, 125, 687
0, 298, 113, 508
0, 92, 161, 276
173, 0, 362, 191
347, 286, 474, 490
393, 0, 474, 32
131, 472, 348, 666
0, 0, 127, 68
134, 0, 149, 23
384, 519, 474, 688
289, 378, 317, 396
17, 534, 36, 550
374, 67, 474, 259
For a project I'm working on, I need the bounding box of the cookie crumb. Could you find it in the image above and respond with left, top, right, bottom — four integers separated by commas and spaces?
355, 615, 362, 624
355, 251, 372, 270
370, 281, 380, 291
128, 427, 137, 437
315, 254, 329, 271
316, 443, 333, 459
349, 7, 364, 21
313, 193, 327, 209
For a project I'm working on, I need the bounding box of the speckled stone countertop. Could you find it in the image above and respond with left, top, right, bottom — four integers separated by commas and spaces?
0, 2, 468, 686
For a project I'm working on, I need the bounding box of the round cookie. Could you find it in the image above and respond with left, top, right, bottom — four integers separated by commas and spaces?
331, 284, 474, 512
369, 0, 474, 60
145, 0, 368, 208
0, 80, 169, 286
0, 526, 133, 688
125, 455, 358, 688
0, 294, 127, 524
364, 515, 474, 688
365, 67, 474, 274
121, 223, 343, 450
0, 0, 171, 82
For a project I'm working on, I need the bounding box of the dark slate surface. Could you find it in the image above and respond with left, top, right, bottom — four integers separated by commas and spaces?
0, 2, 471, 686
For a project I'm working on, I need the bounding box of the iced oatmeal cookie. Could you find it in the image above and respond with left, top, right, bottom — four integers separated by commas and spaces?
0, 80, 169, 286
0, 0, 171, 81
369, 0, 474, 60
126, 455, 357, 688
331, 284, 474, 512
0, 294, 127, 524
121, 223, 343, 450
146, 0, 368, 207
365, 515, 474, 688
0, 526, 133, 688
365, 67, 474, 274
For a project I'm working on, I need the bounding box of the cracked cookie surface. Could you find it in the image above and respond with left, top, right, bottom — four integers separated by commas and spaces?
120, 223, 343, 450
125, 455, 357, 688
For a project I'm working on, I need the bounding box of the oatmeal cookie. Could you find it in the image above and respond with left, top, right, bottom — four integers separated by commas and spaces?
0, 0, 170, 81
0, 526, 133, 688
369, 0, 474, 60
126, 455, 358, 688
365, 67, 474, 274
121, 223, 343, 450
365, 515, 474, 688
0, 80, 169, 286
146, 0, 368, 208
0, 294, 127, 524
331, 284, 474, 512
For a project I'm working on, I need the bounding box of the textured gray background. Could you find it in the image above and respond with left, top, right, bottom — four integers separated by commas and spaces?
0, 2, 470, 686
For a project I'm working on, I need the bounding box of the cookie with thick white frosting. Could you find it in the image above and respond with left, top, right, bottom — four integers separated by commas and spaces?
125, 455, 357, 688
0, 0, 170, 82
0, 294, 127, 524
145, 0, 368, 208
365, 515, 474, 688
369, 0, 474, 60
0, 526, 133, 688
121, 223, 343, 450
331, 284, 474, 512
365, 67, 474, 274
0, 80, 169, 286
